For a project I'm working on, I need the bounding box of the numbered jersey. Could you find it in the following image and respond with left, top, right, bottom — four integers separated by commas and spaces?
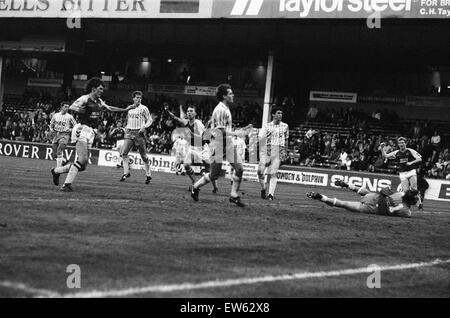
72, 94, 104, 127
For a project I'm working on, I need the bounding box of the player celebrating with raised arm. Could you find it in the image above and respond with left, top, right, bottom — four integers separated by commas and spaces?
190, 84, 252, 207
120, 90, 153, 184
165, 104, 219, 193
307, 179, 418, 218
51, 78, 134, 191
165, 105, 204, 182
257, 107, 289, 200
49, 101, 77, 168
381, 137, 423, 208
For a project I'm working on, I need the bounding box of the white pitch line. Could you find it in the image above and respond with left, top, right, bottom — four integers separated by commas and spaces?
62, 258, 450, 298
0, 281, 61, 298
418, 211, 449, 215
0, 198, 131, 203
291, 205, 319, 208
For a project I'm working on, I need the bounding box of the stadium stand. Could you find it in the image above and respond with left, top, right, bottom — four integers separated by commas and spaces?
1, 90, 449, 180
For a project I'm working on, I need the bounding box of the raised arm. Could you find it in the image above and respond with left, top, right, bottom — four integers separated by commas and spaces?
381, 144, 397, 159
165, 105, 188, 126
179, 104, 186, 120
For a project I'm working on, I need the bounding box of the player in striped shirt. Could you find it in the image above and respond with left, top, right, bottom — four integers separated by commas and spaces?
190, 84, 253, 207
49, 102, 77, 168
257, 107, 289, 200
51, 78, 135, 192
120, 91, 153, 184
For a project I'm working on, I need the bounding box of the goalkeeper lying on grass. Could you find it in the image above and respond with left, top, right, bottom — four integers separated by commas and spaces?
307, 180, 419, 218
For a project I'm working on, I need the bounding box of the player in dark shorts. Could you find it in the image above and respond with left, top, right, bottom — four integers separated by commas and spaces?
306, 180, 418, 218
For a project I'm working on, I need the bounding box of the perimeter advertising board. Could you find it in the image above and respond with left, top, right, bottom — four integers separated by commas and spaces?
0, 0, 448, 18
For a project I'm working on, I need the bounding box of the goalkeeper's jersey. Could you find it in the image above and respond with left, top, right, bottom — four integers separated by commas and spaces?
363, 192, 410, 217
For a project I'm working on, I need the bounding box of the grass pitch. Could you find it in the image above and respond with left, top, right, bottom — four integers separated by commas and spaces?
0, 156, 449, 297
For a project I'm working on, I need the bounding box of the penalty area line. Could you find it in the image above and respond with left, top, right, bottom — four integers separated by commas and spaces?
63, 258, 450, 298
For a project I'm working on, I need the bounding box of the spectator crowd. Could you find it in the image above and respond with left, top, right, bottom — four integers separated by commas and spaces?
290, 104, 450, 179
1, 91, 449, 180
0, 90, 262, 158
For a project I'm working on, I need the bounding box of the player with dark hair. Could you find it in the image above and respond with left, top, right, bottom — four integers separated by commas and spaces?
306, 179, 418, 218
381, 136, 422, 206
120, 90, 153, 184
257, 106, 289, 200
51, 78, 135, 191
49, 101, 77, 169
190, 84, 252, 206
165, 104, 219, 193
